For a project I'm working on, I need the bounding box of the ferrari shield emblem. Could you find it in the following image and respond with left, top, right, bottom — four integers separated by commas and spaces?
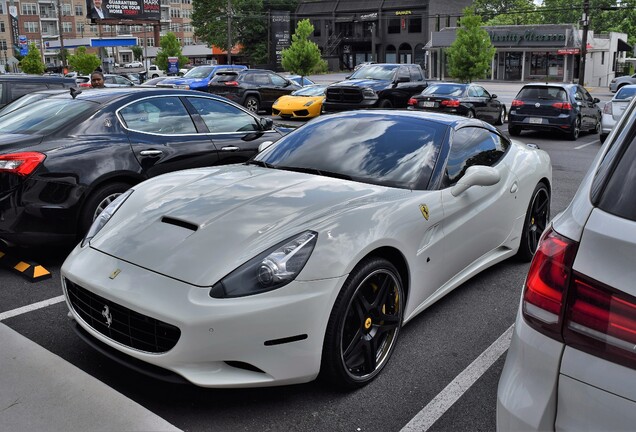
109, 269, 121, 280
419, 204, 430, 221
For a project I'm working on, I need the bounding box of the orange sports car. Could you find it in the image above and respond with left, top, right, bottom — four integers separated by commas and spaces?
272, 84, 326, 119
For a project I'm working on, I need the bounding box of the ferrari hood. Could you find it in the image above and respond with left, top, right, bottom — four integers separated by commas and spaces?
91, 165, 405, 286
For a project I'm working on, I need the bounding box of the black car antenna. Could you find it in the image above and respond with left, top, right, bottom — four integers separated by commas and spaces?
70, 87, 82, 99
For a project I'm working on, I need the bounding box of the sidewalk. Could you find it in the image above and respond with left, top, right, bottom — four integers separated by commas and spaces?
0, 323, 181, 432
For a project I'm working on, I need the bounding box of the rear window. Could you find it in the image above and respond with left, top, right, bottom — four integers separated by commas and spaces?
423, 84, 465, 96
614, 86, 636, 101
211, 73, 238, 83
0, 98, 95, 134
517, 86, 567, 101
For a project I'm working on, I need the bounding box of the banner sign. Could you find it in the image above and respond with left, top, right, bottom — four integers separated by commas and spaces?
86, 0, 160, 23
271, 11, 290, 67
167, 56, 179, 74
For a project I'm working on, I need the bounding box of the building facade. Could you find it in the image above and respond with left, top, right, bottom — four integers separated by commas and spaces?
295, 0, 472, 71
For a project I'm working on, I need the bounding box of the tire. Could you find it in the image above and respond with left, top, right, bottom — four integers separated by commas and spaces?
378, 99, 393, 109
321, 257, 404, 389
590, 117, 600, 134
568, 117, 580, 141
508, 125, 521, 136
152, 74, 159, 78
79, 182, 132, 236
244, 95, 260, 113
495, 106, 506, 125
600, 133, 608, 143
466, 110, 475, 119
516, 182, 550, 262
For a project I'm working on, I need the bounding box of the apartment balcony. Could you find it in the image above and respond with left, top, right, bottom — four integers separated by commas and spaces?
40, 13, 58, 20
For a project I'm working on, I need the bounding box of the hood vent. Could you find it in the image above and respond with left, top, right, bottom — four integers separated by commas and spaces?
161, 216, 198, 232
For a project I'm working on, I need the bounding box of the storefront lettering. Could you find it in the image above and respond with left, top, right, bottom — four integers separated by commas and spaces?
488, 30, 566, 45
395, 10, 412, 16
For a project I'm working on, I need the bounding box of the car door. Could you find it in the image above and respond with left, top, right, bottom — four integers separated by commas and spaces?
577, 85, 600, 130
474, 85, 499, 122
184, 95, 281, 164
439, 126, 519, 278
466, 85, 488, 119
120, 95, 220, 177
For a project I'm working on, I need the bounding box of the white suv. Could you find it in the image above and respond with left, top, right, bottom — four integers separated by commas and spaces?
497, 96, 636, 429
147, 65, 165, 78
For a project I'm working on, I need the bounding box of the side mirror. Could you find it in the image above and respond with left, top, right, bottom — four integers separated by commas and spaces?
450, 165, 501, 197
593, 97, 601, 104
491, 94, 498, 99
258, 141, 274, 152
260, 117, 274, 130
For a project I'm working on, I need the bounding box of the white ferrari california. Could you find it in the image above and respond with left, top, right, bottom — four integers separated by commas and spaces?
61, 110, 552, 389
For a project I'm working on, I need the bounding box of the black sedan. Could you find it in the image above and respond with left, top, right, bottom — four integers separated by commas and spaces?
0, 87, 285, 246
407, 82, 506, 125
507, 83, 601, 140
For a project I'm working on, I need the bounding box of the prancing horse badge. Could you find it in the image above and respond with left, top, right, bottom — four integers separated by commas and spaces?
419, 204, 430, 221
109, 269, 121, 279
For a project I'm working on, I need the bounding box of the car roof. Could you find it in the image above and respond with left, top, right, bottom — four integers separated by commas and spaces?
0, 74, 76, 84
521, 82, 577, 89
45, 87, 235, 104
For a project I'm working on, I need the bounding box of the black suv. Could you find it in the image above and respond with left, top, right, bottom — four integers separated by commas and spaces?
508, 83, 602, 140
206, 69, 301, 113
322, 63, 429, 112
0, 74, 77, 108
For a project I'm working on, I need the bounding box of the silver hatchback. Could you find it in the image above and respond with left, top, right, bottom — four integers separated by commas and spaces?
601, 84, 636, 142
498, 95, 636, 429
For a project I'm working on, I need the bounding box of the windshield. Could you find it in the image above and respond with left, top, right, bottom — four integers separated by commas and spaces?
349, 64, 398, 81
0, 98, 96, 134
423, 84, 466, 97
183, 66, 214, 78
291, 85, 327, 96
0, 92, 59, 116
255, 112, 445, 189
518, 86, 567, 101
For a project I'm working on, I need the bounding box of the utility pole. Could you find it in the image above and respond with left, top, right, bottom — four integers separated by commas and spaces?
371, 22, 376, 62
578, 0, 589, 85
56, 0, 66, 68
226, 0, 232, 64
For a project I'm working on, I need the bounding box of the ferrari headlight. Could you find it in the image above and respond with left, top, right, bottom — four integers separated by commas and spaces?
209, 231, 318, 298
81, 189, 133, 247
362, 88, 377, 99
303, 100, 315, 107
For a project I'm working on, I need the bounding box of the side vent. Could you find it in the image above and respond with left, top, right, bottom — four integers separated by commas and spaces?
161, 216, 198, 232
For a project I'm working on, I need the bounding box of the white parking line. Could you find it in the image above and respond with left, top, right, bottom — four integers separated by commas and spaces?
0, 295, 65, 321
574, 140, 597, 150
400, 325, 514, 432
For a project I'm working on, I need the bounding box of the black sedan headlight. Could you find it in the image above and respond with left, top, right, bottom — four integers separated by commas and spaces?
209, 231, 318, 298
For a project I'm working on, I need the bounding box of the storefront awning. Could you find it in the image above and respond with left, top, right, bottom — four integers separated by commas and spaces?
618, 38, 633, 53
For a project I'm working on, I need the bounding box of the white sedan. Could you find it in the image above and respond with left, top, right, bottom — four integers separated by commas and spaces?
61, 111, 552, 389
600, 84, 636, 142
124, 61, 144, 68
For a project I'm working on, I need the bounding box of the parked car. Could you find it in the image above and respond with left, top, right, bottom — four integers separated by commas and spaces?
124, 61, 144, 68
507, 83, 601, 140
609, 72, 636, 92
0, 88, 68, 117
60, 110, 551, 389
147, 65, 165, 78
207, 69, 301, 113
271, 84, 327, 119
497, 92, 636, 432
0, 74, 77, 108
283, 75, 315, 87
600, 84, 636, 142
353, 61, 377, 71
157, 65, 248, 92
118, 72, 141, 85
0, 87, 285, 246
407, 82, 506, 125
77, 74, 136, 88
139, 76, 169, 87
322, 63, 429, 112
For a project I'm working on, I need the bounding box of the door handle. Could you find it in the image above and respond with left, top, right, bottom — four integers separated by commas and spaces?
510, 182, 519, 194
221, 146, 239, 152
139, 150, 163, 156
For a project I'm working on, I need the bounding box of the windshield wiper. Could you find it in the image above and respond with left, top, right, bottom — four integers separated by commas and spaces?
276, 166, 352, 180
245, 160, 272, 168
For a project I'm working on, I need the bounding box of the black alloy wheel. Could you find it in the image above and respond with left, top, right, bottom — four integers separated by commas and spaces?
568, 117, 581, 141
517, 182, 550, 262
378, 99, 393, 108
322, 257, 404, 389
79, 182, 132, 236
495, 106, 506, 125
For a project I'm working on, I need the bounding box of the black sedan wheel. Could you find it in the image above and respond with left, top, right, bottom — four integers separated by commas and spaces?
517, 182, 550, 262
466, 110, 475, 119
80, 182, 132, 235
322, 257, 404, 389
495, 106, 506, 125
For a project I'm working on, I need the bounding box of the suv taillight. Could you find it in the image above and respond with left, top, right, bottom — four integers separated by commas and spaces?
564, 274, 636, 369
224, 81, 239, 86
511, 99, 524, 107
0, 152, 46, 176
522, 227, 578, 340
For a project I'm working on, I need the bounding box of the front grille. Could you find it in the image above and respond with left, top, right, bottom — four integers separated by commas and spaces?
294, 109, 309, 116
326, 87, 364, 103
65, 279, 180, 353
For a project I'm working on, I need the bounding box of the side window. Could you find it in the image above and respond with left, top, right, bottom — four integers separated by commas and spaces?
270, 73, 287, 86
120, 97, 197, 134
104, 76, 115, 85
188, 97, 259, 133
396, 67, 410, 81
468, 86, 479, 97
474, 86, 488, 98
580, 86, 594, 102
242, 73, 256, 84
445, 127, 508, 185
408, 65, 423, 81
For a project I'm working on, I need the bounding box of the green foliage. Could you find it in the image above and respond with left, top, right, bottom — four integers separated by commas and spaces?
19, 43, 45, 74
67, 46, 101, 74
281, 20, 322, 78
57, 48, 70, 63
312, 58, 329, 74
474, 0, 539, 25
446, 8, 496, 83
155, 33, 190, 71
132, 46, 144, 61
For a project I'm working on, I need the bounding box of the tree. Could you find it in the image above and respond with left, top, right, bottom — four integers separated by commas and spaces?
132, 46, 144, 62
474, 0, 539, 25
67, 46, 101, 74
154, 32, 190, 72
19, 43, 45, 74
446, 8, 496, 83
281, 20, 322, 80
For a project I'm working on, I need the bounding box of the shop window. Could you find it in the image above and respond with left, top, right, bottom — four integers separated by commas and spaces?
409, 17, 421, 33
388, 19, 400, 34
313, 20, 321, 37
